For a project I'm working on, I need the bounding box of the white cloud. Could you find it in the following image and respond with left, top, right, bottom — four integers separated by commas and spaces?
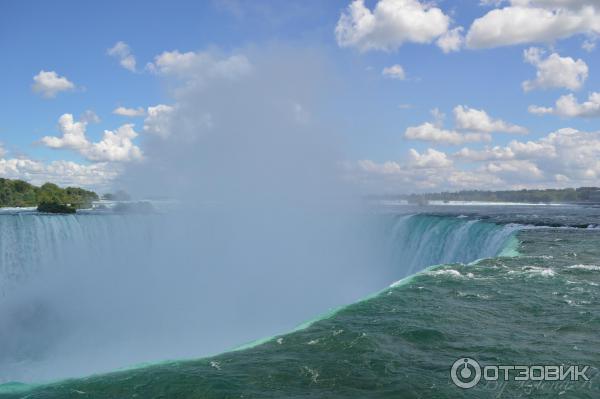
528, 105, 555, 115
454, 139, 556, 162
445, 169, 505, 189
31, 70, 75, 98
351, 154, 503, 192
42, 114, 89, 151
405, 122, 491, 145
455, 128, 600, 182
483, 159, 544, 180
41, 114, 143, 162
454, 146, 516, 161
86, 125, 142, 162
354, 126, 600, 192
529, 92, 600, 117
508, 139, 557, 158
107, 41, 137, 72
430, 107, 445, 125
382, 64, 406, 79
466, 2, 600, 49
113, 106, 146, 117
582, 35, 598, 51
408, 148, 453, 168
404, 105, 525, 145
436, 27, 465, 53
453, 105, 528, 134
0, 156, 119, 190
143, 104, 176, 138
81, 110, 101, 124
522, 47, 588, 91
146, 50, 252, 82
143, 102, 212, 139
335, 0, 451, 51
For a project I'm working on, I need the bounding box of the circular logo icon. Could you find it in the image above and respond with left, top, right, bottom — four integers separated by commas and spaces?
451, 357, 481, 389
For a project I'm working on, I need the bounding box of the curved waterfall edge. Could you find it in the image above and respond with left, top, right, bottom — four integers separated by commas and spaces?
0, 216, 525, 393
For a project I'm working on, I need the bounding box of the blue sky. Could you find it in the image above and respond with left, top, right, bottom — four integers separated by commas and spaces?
1, 0, 599, 193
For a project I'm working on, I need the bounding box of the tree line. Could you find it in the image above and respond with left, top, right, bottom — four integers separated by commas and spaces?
396, 187, 600, 204
0, 178, 98, 211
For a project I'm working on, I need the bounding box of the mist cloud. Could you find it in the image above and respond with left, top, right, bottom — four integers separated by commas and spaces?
0, 46, 394, 383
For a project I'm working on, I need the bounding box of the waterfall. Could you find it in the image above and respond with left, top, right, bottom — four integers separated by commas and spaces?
0, 211, 520, 383
0, 212, 161, 295
383, 214, 519, 277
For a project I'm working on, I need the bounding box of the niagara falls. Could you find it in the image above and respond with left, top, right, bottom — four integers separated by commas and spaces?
2, 1, 600, 398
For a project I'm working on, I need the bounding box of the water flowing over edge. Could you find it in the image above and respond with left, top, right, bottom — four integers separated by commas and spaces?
0, 213, 522, 393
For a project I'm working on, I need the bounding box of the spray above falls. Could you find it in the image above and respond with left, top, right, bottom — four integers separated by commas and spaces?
0, 48, 386, 383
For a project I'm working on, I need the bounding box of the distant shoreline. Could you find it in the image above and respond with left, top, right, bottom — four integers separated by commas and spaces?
370, 187, 600, 206
374, 199, 600, 207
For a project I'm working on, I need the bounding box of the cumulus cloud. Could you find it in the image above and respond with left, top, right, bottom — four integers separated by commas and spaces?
0, 156, 119, 190
408, 148, 452, 168
355, 126, 600, 192
466, 1, 600, 49
86, 125, 142, 162
41, 114, 89, 151
107, 41, 137, 72
41, 114, 143, 162
31, 70, 75, 98
454, 105, 528, 134
81, 110, 101, 124
528, 105, 555, 115
335, 0, 451, 51
352, 155, 502, 192
454, 146, 516, 161
454, 139, 556, 162
382, 64, 406, 79
404, 105, 526, 145
404, 122, 491, 145
436, 27, 465, 53
113, 106, 146, 117
529, 92, 600, 117
582, 34, 598, 51
142, 103, 213, 139
143, 104, 176, 138
522, 47, 588, 91
451, 127, 600, 184
483, 159, 544, 180
457, 128, 600, 182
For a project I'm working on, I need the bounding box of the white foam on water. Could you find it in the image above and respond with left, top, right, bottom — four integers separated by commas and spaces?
526, 267, 556, 277
568, 264, 600, 271
426, 269, 464, 278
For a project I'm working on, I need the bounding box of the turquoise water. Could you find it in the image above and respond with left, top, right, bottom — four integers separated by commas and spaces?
1, 205, 599, 398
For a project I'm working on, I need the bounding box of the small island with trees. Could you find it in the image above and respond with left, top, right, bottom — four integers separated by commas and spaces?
0, 178, 99, 214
